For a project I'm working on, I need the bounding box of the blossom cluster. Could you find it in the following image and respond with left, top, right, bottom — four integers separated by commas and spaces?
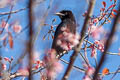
57, 27, 80, 51
90, 40, 104, 57
83, 65, 95, 80
43, 49, 63, 79
0, 20, 22, 49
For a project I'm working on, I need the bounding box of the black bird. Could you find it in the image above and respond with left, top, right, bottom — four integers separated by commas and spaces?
52, 10, 76, 58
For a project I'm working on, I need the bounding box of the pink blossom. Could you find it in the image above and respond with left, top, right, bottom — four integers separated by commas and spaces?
88, 25, 104, 39
4, 57, 10, 62
100, 8, 105, 12
46, 69, 56, 79
82, 11, 88, 17
32, 51, 41, 60
53, 62, 63, 73
35, 60, 41, 64
0, 0, 10, 8
43, 49, 63, 79
61, 43, 69, 51
33, 64, 40, 70
57, 27, 80, 51
94, 40, 99, 44
95, 40, 104, 52
46, 61, 63, 78
83, 75, 91, 80
0, 33, 8, 41
118, 48, 120, 55
57, 40, 62, 45
17, 68, 29, 76
83, 66, 94, 80
86, 66, 95, 76
13, 24, 22, 33
2, 64, 7, 70
90, 40, 104, 57
93, 18, 98, 23
0, 20, 9, 31
90, 44, 97, 57
32, 60, 45, 70
88, 25, 96, 33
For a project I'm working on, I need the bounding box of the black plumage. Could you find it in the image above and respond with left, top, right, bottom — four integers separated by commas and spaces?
52, 10, 76, 58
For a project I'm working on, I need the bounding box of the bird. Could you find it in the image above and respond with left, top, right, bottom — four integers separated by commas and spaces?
51, 10, 76, 58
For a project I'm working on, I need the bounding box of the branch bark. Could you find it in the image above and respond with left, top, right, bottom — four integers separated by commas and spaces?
62, 0, 96, 80
28, 0, 34, 80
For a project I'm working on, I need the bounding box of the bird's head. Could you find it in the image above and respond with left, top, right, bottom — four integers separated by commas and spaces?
55, 10, 75, 20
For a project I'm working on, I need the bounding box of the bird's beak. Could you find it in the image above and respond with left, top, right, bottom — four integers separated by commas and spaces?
54, 12, 65, 16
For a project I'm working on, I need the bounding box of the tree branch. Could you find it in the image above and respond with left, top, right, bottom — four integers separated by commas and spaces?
28, 0, 34, 80
62, 0, 96, 80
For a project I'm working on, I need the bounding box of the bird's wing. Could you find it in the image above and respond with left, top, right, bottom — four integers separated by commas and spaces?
51, 22, 64, 49
51, 19, 76, 57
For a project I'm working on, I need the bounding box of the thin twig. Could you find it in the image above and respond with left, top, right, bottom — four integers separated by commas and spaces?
110, 65, 120, 80
1, 5, 14, 34
0, 7, 28, 16
60, 58, 85, 72
79, 52, 89, 66
11, 50, 27, 70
